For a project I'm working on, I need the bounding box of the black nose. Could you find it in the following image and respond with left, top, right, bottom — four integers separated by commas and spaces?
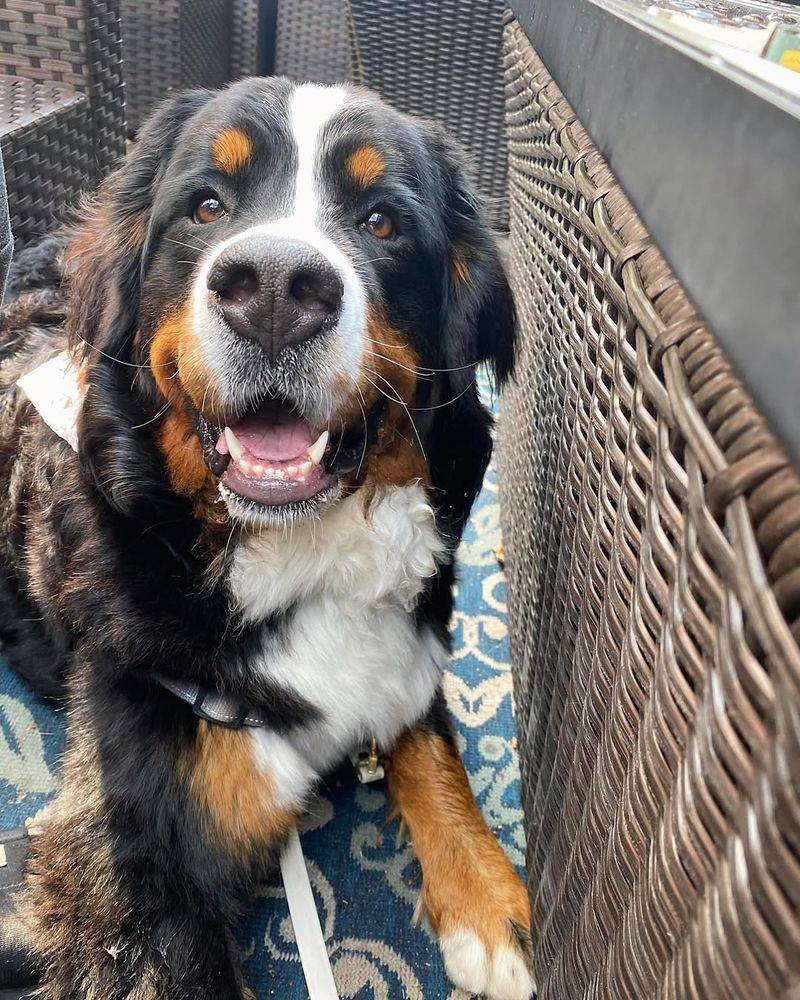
207, 236, 343, 358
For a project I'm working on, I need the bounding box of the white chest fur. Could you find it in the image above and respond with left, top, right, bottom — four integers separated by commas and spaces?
227, 484, 449, 809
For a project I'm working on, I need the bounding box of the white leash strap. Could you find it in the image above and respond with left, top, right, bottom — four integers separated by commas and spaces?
279, 827, 339, 1000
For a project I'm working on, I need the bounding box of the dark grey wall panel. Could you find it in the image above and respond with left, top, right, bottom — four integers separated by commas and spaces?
510, 0, 800, 462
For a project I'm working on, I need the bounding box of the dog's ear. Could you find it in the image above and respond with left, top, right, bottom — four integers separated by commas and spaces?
67, 91, 214, 519
424, 125, 515, 394
66, 90, 213, 360
412, 126, 516, 543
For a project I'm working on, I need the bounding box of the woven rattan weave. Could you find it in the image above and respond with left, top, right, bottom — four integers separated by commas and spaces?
120, 0, 248, 134
347, 0, 509, 228
274, 0, 353, 84
231, 0, 262, 80
0, 0, 124, 172
498, 17, 800, 1000
0, 77, 93, 246
0, 0, 124, 246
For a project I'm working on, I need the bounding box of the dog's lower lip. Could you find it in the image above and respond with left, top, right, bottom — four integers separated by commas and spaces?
221, 459, 333, 505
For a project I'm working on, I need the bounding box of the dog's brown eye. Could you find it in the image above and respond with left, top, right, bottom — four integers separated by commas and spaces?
193, 196, 225, 225
364, 210, 394, 239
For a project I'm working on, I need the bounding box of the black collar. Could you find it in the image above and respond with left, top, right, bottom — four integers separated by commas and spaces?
155, 675, 268, 729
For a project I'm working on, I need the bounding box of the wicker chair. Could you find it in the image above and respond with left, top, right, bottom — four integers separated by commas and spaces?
499, 15, 800, 999
0, 0, 125, 248
120, 0, 262, 135
271, 0, 509, 229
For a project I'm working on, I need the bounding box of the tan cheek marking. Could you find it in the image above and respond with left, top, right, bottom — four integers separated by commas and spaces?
350, 310, 429, 492
346, 146, 386, 189
184, 722, 296, 860
211, 128, 253, 174
148, 306, 215, 414
389, 728, 531, 947
148, 307, 219, 500
156, 410, 207, 497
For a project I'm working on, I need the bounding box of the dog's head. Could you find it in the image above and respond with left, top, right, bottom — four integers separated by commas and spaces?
68, 79, 514, 533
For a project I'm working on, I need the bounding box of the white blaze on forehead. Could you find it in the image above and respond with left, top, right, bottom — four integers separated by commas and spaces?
288, 83, 348, 221
190, 81, 365, 409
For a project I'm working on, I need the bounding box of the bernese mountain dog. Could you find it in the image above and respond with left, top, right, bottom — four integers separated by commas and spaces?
0, 78, 532, 999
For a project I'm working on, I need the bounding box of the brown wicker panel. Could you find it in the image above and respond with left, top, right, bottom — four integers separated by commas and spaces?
498, 16, 800, 1000
0, 0, 125, 171
0, 0, 91, 87
0, 76, 94, 246
348, 0, 508, 229
274, 0, 353, 84
120, 0, 233, 134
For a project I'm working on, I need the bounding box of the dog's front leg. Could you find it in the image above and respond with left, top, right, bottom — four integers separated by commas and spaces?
22, 716, 297, 999
389, 706, 535, 1000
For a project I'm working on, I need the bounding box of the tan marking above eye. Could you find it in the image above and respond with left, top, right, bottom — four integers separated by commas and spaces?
211, 127, 253, 174
346, 146, 386, 189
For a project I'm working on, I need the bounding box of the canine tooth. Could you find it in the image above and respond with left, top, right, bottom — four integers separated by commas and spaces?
299, 461, 312, 475
307, 430, 329, 466
224, 427, 244, 462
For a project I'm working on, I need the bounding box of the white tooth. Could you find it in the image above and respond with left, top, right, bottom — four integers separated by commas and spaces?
307, 430, 329, 466
224, 427, 245, 462
299, 461, 312, 475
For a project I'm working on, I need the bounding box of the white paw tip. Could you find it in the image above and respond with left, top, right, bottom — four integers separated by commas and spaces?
489, 943, 536, 1000
440, 928, 489, 995
440, 928, 535, 1000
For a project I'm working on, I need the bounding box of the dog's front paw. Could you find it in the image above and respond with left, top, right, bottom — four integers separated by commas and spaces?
423, 859, 535, 1000
439, 921, 534, 1000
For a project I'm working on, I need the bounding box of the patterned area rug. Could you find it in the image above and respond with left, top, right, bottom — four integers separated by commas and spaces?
0, 408, 525, 999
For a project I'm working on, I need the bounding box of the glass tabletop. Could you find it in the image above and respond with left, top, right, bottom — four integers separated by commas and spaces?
589, 0, 800, 115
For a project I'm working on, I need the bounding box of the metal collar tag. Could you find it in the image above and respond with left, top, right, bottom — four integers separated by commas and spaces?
350, 738, 385, 783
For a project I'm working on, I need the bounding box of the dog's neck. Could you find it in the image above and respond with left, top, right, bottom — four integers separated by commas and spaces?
227, 484, 444, 620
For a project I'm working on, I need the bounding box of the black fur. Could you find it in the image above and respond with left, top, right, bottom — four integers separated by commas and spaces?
0, 78, 515, 998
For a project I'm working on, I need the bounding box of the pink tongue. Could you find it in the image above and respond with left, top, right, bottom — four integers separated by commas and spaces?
230, 405, 315, 461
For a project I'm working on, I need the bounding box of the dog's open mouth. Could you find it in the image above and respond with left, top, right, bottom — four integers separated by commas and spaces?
214, 401, 334, 507
196, 391, 386, 520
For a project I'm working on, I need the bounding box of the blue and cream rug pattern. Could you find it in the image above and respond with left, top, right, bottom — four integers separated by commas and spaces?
0, 415, 524, 999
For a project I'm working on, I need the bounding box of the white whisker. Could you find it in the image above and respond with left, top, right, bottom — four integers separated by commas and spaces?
130, 400, 171, 430
361, 368, 427, 465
